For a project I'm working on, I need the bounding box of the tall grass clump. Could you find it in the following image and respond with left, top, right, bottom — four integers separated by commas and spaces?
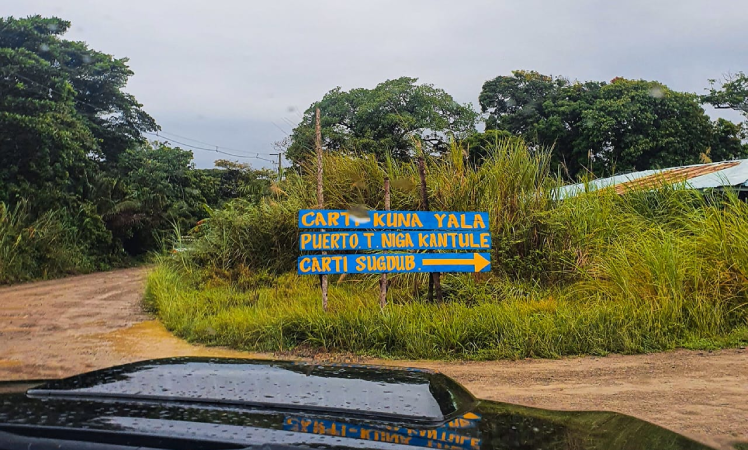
0, 200, 104, 284
147, 139, 748, 359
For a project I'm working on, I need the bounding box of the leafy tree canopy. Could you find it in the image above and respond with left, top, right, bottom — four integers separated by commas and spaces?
461, 129, 515, 163
105, 142, 206, 254
0, 15, 190, 261
0, 31, 97, 209
196, 159, 275, 206
287, 77, 478, 165
702, 72, 748, 119
707, 118, 748, 162
479, 70, 572, 132
480, 71, 745, 177
0, 15, 158, 163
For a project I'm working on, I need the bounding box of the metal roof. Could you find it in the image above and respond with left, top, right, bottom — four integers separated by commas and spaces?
556, 159, 748, 199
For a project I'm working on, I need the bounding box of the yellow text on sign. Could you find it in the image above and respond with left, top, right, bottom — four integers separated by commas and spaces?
299, 231, 491, 251
298, 210, 487, 230
298, 255, 349, 274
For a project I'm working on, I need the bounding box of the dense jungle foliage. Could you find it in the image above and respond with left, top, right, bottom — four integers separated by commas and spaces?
0, 16, 273, 282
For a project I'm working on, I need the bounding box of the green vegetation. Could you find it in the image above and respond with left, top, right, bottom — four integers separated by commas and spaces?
3, 14, 748, 360
479, 70, 748, 176
287, 77, 478, 164
146, 141, 748, 359
4, 15, 747, 286
703, 71, 748, 119
0, 16, 272, 283
0, 201, 107, 283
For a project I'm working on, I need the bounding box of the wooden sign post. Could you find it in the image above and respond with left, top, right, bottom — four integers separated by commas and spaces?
380, 177, 390, 308
315, 107, 328, 312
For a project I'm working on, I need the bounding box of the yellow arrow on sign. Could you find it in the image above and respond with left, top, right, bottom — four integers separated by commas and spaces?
422, 253, 490, 272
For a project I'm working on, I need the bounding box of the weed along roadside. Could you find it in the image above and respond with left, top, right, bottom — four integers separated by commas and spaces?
145, 140, 748, 359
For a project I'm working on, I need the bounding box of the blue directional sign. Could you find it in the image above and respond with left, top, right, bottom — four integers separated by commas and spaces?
297, 253, 491, 275
298, 210, 488, 230
299, 231, 491, 251
297, 209, 491, 275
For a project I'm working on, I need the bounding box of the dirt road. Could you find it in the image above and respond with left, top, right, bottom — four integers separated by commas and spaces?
1, 269, 746, 449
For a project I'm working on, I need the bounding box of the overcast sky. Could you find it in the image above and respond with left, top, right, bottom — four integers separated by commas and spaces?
5, 0, 748, 168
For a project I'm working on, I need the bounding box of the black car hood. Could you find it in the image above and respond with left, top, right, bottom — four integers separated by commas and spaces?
0, 357, 716, 450
24, 357, 475, 424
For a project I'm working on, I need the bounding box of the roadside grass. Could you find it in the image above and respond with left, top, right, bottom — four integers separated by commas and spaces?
0, 200, 108, 284
145, 140, 748, 359
145, 264, 748, 359
147, 196, 748, 360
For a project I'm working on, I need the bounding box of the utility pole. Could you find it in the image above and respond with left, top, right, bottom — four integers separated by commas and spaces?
269, 152, 283, 181
278, 152, 283, 181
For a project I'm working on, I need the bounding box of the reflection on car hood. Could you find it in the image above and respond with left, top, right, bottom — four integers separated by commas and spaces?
26, 357, 475, 423
0, 357, 717, 450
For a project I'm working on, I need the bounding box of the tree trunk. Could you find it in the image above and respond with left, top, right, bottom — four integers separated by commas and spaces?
415, 141, 442, 302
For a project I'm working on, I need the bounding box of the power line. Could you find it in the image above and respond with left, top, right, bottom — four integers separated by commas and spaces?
150, 130, 223, 148
144, 132, 276, 163
154, 129, 276, 156
12, 72, 278, 162
270, 117, 317, 155
271, 120, 291, 137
